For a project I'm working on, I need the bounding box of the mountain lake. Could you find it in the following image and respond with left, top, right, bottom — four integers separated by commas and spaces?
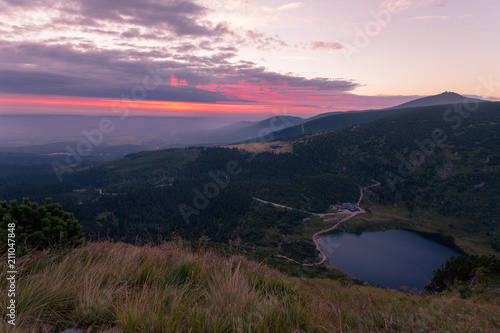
319, 229, 462, 291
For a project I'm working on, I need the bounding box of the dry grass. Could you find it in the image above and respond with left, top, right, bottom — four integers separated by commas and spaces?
1, 242, 499, 332
0, 242, 315, 332
299, 278, 500, 332
224, 141, 293, 154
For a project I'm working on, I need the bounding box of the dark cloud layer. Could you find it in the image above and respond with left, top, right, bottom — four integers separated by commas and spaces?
76, 0, 226, 36
0, 38, 357, 103
0, 69, 251, 103
0, 0, 359, 107
3, 0, 226, 37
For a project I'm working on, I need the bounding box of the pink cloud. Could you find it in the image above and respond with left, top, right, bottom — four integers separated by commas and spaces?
311, 41, 343, 51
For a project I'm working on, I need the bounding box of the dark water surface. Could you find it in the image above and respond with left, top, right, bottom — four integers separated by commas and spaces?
319, 229, 461, 290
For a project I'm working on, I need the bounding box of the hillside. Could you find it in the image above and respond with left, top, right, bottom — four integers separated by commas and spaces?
390, 91, 487, 109
250, 108, 405, 141
1, 102, 499, 261
231, 101, 500, 255
1, 241, 499, 332
290, 102, 500, 254
263, 93, 489, 141
201, 115, 305, 145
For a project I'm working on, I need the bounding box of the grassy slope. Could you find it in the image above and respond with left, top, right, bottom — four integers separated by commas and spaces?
1, 242, 499, 333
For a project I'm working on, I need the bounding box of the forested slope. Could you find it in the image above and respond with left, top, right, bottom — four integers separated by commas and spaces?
1, 102, 499, 253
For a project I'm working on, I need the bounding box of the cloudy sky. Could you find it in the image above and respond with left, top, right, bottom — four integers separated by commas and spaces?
0, 0, 499, 118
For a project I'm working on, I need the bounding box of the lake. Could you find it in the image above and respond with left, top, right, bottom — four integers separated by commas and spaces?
319, 229, 461, 291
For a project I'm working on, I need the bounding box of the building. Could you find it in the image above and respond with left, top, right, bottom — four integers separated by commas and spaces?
341, 202, 360, 212
303, 218, 311, 222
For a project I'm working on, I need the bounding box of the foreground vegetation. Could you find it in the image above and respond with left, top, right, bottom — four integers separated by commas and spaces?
1, 241, 499, 332
0, 242, 315, 332
428, 254, 500, 294
0, 198, 83, 255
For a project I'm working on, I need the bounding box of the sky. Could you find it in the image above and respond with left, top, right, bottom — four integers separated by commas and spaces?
0, 0, 499, 119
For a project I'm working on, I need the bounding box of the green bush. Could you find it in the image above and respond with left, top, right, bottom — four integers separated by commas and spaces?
427, 254, 500, 292
0, 198, 83, 255
456, 281, 472, 299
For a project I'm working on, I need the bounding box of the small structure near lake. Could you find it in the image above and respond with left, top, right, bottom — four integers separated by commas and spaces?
341, 202, 360, 212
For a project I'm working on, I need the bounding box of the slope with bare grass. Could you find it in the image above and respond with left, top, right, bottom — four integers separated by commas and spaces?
0, 242, 315, 333
1, 242, 499, 332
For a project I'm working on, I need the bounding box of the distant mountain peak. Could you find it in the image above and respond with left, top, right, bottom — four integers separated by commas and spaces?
440, 91, 462, 96
390, 91, 487, 109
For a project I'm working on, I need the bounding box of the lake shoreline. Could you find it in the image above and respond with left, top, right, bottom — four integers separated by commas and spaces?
401, 228, 467, 256
322, 227, 467, 256
319, 229, 463, 291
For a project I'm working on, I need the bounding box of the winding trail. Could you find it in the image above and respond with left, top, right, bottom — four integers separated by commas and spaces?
264, 180, 381, 266
252, 197, 314, 215
303, 210, 363, 266
252, 198, 340, 218
357, 180, 381, 205
305, 180, 381, 266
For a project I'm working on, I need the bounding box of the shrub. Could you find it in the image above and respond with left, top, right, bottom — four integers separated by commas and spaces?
427, 254, 500, 292
0, 198, 83, 255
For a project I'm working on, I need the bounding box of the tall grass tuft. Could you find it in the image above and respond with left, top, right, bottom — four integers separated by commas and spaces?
0, 242, 318, 332
1, 241, 499, 332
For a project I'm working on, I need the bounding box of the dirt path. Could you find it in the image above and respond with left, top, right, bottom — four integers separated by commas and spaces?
252, 197, 314, 215
267, 208, 364, 266
253, 181, 380, 266
252, 197, 344, 218
357, 180, 380, 206
304, 180, 380, 266
303, 211, 362, 266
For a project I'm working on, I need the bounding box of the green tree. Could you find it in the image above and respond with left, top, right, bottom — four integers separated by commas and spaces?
427, 254, 500, 293
0, 198, 83, 255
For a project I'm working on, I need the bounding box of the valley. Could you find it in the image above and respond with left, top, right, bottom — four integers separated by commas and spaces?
2, 101, 499, 263
2, 98, 500, 332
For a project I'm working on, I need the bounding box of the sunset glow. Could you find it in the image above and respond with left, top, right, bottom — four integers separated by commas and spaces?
0, 0, 499, 117
0, 94, 318, 117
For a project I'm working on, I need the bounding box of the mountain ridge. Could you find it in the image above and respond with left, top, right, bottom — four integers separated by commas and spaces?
389, 91, 487, 109
255, 92, 491, 143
